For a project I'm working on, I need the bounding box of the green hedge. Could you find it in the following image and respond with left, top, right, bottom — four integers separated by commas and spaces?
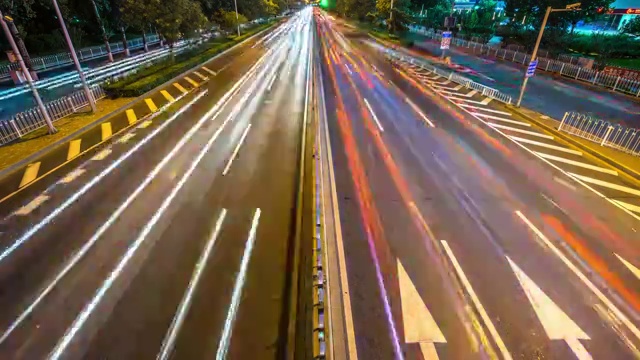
104, 22, 274, 98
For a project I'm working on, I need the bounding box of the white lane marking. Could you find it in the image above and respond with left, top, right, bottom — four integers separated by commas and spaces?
431, 83, 461, 90
535, 152, 618, 176
458, 104, 511, 115
515, 211, 640, 342
267, 72, 277, 91
438, 89, 477, 98
22, 42, 278, 347
489, 123, 553, 139
13, 195, 50, 216
363, 98, 384, 132
222, 123, 252, 176
445, 96, 490, 105
91, 148, 111, 161
216, 209, 261, 359
59, 168, 86, 184
319, 67, 359, 360
481, 97, 493, 105
611, 200, 640, 214
568, 173, 640, 197
566, 338, 593, 360
405, 98, 435, 127
344, 63, 353, 74
117, 133, 136, 144
49, 87, 240, 359
157, 209, 227, 360
440, 240, 512, 360
398, 259, 445, 359
510, 136, 583, 155
615, 253, 640, 280
554, 176, 577, 191
506, 257, 590, 340
471, 112, 530, 126
431, 78, 640, 222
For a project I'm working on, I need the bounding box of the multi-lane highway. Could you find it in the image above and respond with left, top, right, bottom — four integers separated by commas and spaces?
317, 11, 640, 360
0, 9, 313, 359
2, 6, 640, 360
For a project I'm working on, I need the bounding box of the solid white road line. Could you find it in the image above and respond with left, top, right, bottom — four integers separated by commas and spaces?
569, 173, 640, 196
440, 240, 513, 360
438, 89, 477, 98
515, 211, 640, 342
431, 83, 462, 91
510, 136, 583, 155
319, 67, 359, 360
535, 152, 618, 176
611, 200, 640, 214
471, 112, 530, 126
157, 209, 227, 360
216, 209, 261, 359
489, 123, 552, 139
222, 124, 252, 176
406, 98, 435, 127
458, 104, 511, 115
615, 253, 640, 280
364, 98, 385, 132
566, 338, 593, 360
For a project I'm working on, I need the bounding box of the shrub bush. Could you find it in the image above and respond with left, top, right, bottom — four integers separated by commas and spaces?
105, 22, 273, 98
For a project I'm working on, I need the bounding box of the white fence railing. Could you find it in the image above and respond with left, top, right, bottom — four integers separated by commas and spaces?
0, 85, 106, 146
376, 42, 514, 104
410, 28, 640, 98
559, 111, 640, 156
0, 34, 160, 80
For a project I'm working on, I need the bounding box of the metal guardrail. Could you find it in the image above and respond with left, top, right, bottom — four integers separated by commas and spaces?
0, 34, 160, 80
0, 85, 106, 145
559, 111, 640, 156
412, 28, 640, 98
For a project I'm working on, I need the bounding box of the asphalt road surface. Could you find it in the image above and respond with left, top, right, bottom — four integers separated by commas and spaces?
318, 12, 640, 360
410, 36, 640, 126
0, 10, 312, 360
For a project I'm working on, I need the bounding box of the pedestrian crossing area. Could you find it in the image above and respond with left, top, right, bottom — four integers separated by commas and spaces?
393, 59, 640, 219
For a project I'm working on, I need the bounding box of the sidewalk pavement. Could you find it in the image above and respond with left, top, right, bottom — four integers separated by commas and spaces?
0, 98, 132, 172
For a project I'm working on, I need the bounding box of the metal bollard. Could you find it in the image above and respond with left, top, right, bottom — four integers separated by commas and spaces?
601, 126, 614, 146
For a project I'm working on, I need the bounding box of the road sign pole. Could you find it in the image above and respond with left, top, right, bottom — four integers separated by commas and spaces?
516, 6, 551, 107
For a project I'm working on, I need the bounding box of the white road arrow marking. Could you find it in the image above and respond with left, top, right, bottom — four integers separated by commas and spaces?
397, 259, 445, 359
507, 257, 591, 360
615, 254, 640, 280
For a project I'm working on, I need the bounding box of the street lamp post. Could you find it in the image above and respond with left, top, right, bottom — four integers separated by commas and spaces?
52, 0, 97, 113
0, 11, 57, 134
90, 0, 113, 63
233, 0, 241, 37
516, 3, 581, 107
389, 0, 394, 32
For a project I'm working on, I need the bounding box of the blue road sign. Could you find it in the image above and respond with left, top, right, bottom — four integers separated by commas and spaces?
441, 31, 452, 50
526, 59, 538, 78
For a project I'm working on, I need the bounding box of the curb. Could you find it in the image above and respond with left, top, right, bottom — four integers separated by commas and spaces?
0, 22, 276, 180
505, 104, 640, 189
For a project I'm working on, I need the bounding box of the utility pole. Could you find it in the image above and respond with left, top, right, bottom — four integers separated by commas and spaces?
90, 0, 113, 63
233, 0, 241, 37
516, 3, 581, 107
0, 11, 56, 133
52, 0, 97, 112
